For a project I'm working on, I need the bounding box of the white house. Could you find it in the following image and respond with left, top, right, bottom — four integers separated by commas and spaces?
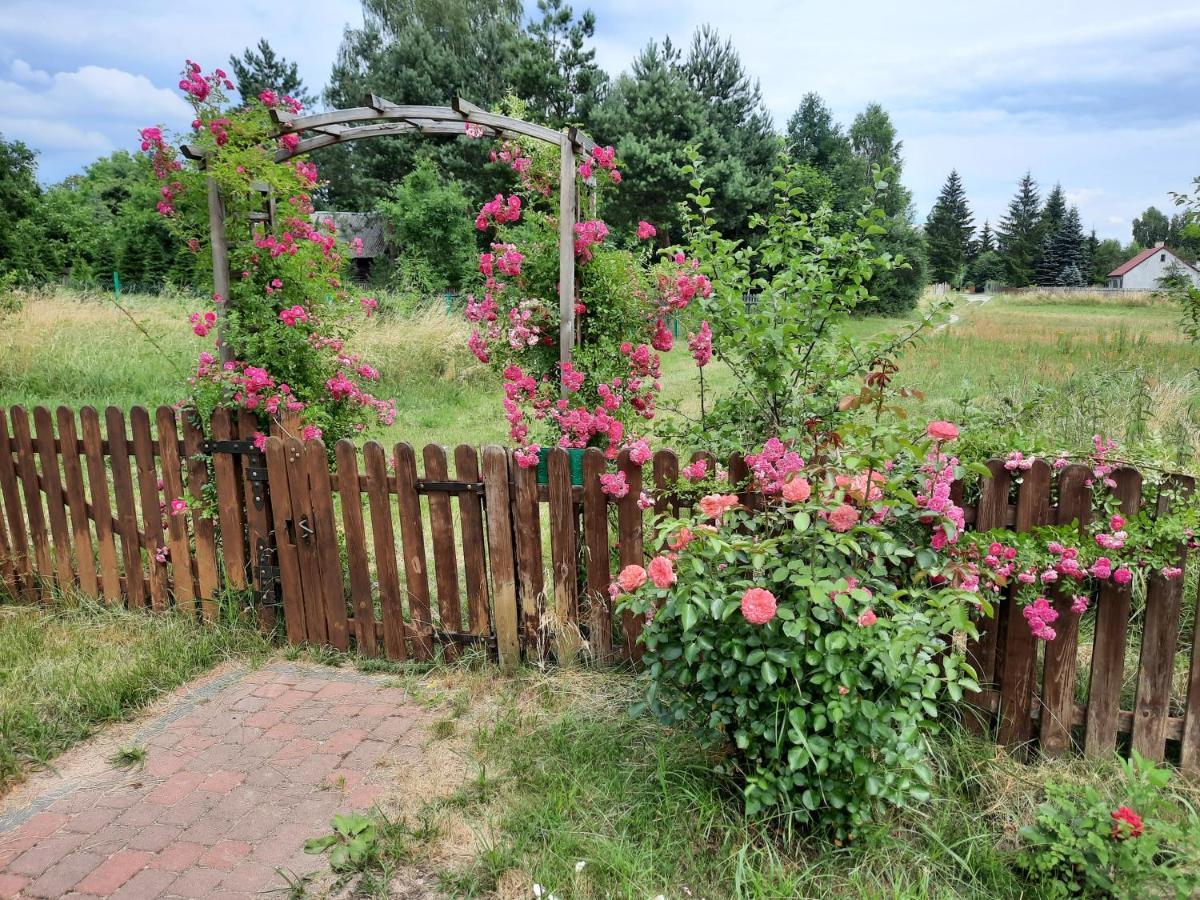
1107, 242, 1200, 290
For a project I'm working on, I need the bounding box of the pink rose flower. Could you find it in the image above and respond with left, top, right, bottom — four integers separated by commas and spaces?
647, 556, 676, 589
636, 220, 656, 240
827, 503, 860, 532
740, 587, 777, 625
858, 608, 877, 627
169, 498, 188, 516
781, 476, 811, 503
926, 420, 959, 442
617, 564, 647, 592
698, 494, 739, 521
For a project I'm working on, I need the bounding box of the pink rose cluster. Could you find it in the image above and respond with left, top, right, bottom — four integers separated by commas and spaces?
745, 437, 805, 495
579, 145, 621, 184
573, 219, 609, 262
687, 320, 713, 367
475, 194, 522, 231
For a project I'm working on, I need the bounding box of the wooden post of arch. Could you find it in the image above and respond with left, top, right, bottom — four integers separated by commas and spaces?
205, 177, 233, 364
558, 130, 577, 391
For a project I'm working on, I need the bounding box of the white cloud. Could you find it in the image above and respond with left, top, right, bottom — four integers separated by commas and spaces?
10, 59, 50, 84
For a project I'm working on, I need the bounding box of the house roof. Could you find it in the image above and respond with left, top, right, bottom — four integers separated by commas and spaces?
1108, 245, 1199, 278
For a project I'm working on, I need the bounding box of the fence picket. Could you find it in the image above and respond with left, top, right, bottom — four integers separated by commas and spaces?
1182, 581, 1200, 772
423, 444, 463, 635
13, 406, 56, 588
582, 448, 613, 661
104, 407, 145, 606
237, 410, 274, 630
209, 408, 247, 589
180, 411, 219, 610
1131, 475, 1194, 760
363, 442, 406, 660
284, 437, 328, 645
55, 408, 96, 597
156, 407, 195, 613
33, 407, 74, 587
263, 436, 306, 644
1084, 467, 1143, 757
547, 448, 580, 661
130, 406, 169, 610
652, 450, 678, 516
394, 443, 433, 659
306, 439, 350, 651
512, 460, 544, 651
455, 446, 491, 636
80, 408, 121, 602
336, 440, 377, 656
963, 460, 1011, 731
1038, 463, 1091, 755
0, 409, 32, 596
481, 446, 519, 671
616, 449, 644, 661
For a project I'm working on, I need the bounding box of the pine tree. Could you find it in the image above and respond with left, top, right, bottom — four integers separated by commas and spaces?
997, 172, 1041, 287
229, 39, 315, 107
924, 169, 974, 284
1035, 184, 1067, 285
977, 219, 995, 255
1049, 206, 1086, 285
1085, 229, 1099, 284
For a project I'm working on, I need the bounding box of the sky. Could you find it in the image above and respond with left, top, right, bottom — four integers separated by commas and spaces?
1, 0, 1198, 242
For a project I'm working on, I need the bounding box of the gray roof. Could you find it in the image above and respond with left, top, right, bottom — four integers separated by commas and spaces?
311, 211, 386, 258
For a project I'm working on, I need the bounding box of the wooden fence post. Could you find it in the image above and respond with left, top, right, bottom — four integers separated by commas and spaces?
616, 449, 644, 661
482, 446, 520, 671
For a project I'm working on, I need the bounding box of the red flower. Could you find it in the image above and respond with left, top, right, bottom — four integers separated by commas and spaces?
1111, 806, 1144, 839
740, 588, 777, 625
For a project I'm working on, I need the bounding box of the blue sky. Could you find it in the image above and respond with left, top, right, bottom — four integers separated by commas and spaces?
1, 0, 1198, 241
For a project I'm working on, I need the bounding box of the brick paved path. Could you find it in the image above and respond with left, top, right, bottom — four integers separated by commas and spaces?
0, 661, 429, 899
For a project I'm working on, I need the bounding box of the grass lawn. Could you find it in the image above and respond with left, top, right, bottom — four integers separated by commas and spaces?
2, 287, 1195, 464
0, 599, 267, 792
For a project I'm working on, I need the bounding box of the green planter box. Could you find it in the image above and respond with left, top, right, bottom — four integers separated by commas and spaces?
536, 446, 587, 486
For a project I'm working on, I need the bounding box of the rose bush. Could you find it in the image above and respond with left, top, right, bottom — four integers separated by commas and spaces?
140, 60, 393, 444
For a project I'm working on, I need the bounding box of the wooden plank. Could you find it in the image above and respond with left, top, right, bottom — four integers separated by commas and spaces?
996, 458, 1052, 749
394, 443, 433, 659
557, 132, 577, 377
0, 468, 12, 595
1131, 475, 1194, 761
306, 439, 350, 651
963, 460, 1011, 731
56, 408, 97, 597
155, 408, 195, 613
1084, 467, 1143, 757
363, 442, 406, 660
0, 409, 32, 596
1038, 463, 1091, 756
33, 407, 74, 587
454, 446, 490, 635
1182, 575, 1200, 772
512, 460, 545, 652
727, 452, 752, 506
263, 436, 306, 643
209, 408, 247, 589
547, 448, 581, 661
237, 410, 274, 630
12, 407, 53, 591
422, 444, 463, 634
582, 448, 613, 662
481, 446, 520, 671
105, 407, 145, 607
130, 406, 169, 610
616, 449, 645, 661
336, 440, 377, 656
80, 408, 121, 603
180, 411, 219, 609
284, 437, 328, 645
652, 450, 678, 517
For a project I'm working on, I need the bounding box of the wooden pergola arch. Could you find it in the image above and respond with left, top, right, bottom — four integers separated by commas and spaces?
184, 96, 599, 374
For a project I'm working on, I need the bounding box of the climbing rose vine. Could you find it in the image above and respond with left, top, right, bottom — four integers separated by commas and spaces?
140, 60, 394, 444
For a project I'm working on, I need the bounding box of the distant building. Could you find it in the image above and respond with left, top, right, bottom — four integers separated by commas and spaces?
1106, 242, 1200, 290
311, 211, 385, 281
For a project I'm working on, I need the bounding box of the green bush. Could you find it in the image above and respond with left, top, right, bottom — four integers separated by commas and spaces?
1018, 752, 1200, 897
376, 161, 476, 292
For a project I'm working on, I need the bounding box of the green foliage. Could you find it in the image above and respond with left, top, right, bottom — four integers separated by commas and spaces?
1018, 752, 1200, 897
375, 161, 475, 291
1090, 236, 1126, 286
513, 0, 607, 124
925, 169, 974, 285
1132, 205, 1170, 249
969, 249, 1007, 288
305, 813, 379, 871
997, 171, 1042, 287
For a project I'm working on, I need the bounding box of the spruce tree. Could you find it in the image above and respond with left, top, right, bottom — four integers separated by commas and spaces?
977, 219, 995, 254
1049, 206, 1086, 285
924, 169, 974, 284
1035, 184, 1067, 285
230, 39, 315, 106
997, 172, 1041, 287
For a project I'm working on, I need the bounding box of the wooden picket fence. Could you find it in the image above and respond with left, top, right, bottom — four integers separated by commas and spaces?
0, 404, 1197, 769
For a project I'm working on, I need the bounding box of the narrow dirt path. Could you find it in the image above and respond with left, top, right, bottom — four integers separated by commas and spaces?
0, 660, 432, 899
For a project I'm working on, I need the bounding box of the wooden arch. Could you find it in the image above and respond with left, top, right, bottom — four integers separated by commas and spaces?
184, 96, 598, 374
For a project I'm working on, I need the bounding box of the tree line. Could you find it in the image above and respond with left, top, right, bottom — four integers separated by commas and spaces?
1, 0, 1192, 305
924, 168, 1200, 289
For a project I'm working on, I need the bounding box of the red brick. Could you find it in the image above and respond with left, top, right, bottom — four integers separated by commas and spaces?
199, 770, 245, 793
76, 849, 152, 895
271, 737, 319, 762
244, 710, 282, 729
175, 731, 218, 752
199, 839, 252, 870
313, 681, 357, 700
146, 841, 204, 872
8, 832, 88, 875
126, 823, 182, 852
144, 771, 203, 805
16, 812, 69, 843
251, 682, 289, 699
220, 860, 276, 892
165, 866, 225, 897
322, 727, 369, 755
356, 703, 395, 718
263, 722, 300, 740
144, 752, 192, 777
21, 852, 103, 899
108, 868, 176, 900
0, 873, 30, 899
63, 806, 118, 834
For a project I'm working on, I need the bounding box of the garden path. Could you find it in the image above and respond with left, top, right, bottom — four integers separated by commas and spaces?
0, 660, 431, 898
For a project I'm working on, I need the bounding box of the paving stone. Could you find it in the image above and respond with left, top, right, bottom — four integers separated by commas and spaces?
162, 866, 224, 898
146, 841, 204, 872
127, 823, 184, 852
21, 851, 104, 899
76, 848, 153, 895
199, 839, 252, 870
108, 868, 176, 900
0, 873, 30, 899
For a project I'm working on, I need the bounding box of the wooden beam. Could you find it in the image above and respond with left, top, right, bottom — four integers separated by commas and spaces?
274, 123, 422, 162
557, 131, 576, 390
567, 126, 598, 154
205, 176, 233, 364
